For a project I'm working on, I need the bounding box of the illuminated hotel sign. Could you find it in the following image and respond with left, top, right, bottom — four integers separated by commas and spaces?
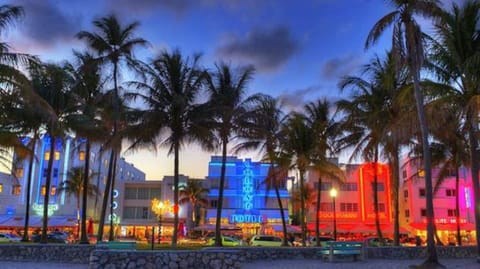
242, 160, 254, 210
319, 212, 358, 219
230, 214, 264, 223
32, 203, 58, 216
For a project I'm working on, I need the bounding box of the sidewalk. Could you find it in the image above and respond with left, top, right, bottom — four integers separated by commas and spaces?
0, 262, 88, 269
241, 258, 480, 269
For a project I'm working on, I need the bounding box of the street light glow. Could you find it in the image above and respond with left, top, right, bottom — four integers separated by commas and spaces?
330, 188, 337, 198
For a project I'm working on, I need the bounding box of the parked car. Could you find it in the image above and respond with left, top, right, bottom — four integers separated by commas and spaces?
0, 233, 21, 243
32, 234, 68, 244
250, 235, 285, 247
363, 236, 393, 247
308, 236, 335, 247
206, 236, 243, 247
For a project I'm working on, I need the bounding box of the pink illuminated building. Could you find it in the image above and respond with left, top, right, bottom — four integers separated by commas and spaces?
400, 157, 476, 245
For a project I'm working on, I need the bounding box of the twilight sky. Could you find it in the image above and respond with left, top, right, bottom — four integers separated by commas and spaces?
4, 0, 456, 180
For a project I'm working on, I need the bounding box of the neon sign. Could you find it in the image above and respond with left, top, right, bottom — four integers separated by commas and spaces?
465, 187, 471, 208
32, 203, 58, 216
242, 160, 254, 210
230, 214, 263, 223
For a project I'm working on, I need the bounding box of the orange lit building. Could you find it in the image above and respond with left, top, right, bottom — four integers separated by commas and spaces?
304, 161, 393, 238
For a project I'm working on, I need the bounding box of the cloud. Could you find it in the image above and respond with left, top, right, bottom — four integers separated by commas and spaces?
277, 86, 320, 111
321, 54, 363, 80
15, 0, 80, 49
216, 26, 298, 73
106, 0, 193, 15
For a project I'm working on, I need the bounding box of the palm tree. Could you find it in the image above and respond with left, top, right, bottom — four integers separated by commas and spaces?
366, 0, 442, 263
179, 179, 209, 231
65, 51, 107, 244
205, 62, 254, 247
59, 167, 100, 240
428, 0, 480, 254
130, 49, 212, 247
30, 63, 72, 243
77, 15, 147, 242
281, 113, 317, 246
235, 94, 291, 246
304, 99, 345, 247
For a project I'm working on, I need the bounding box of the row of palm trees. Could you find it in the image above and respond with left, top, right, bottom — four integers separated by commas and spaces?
1, 1, 479, 263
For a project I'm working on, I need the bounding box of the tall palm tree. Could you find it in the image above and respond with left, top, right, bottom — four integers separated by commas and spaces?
304, 99, 345, 247
65, 51, 107, 244
179, 179, 209, 231
429, 0, 480, 254
77, 15, 147, 242
366, 0, 441, 263
205, 62, 254, 247
130, 49, 212, 247
235, 94, 291, 246
30, 63, 72, 243
281, 113, 317, 246
59, 167, 100, 240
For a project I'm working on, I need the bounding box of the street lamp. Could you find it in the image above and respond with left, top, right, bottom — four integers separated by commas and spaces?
151, 199, 170, 250
330, 188, 338, 241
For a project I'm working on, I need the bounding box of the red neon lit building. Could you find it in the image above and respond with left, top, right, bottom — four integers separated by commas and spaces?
304, 161, 393, 237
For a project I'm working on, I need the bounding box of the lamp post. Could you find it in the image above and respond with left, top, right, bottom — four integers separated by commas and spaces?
151, 199, 170, 250
330, 188, 338, 241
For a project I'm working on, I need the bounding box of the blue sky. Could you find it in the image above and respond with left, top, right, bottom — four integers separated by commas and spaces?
4, 0, 455, 179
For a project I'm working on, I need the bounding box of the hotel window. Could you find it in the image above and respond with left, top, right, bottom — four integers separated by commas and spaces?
320, 182, 332, 191
123, 207, 136, 219
445, 189, 456, 197
210, 200, 218, 208
378, 203, 385, 212
79, 151, 85, 161
405, 209, 410, 218
447, 209, 457, 217
371, 182, 384, 192
50, 186, 57, 196
103, 159, 108, 168
340, 183, 357, 191
137, 188, 149, 199
320, 202, 333, 212
402, 170, 407, 179
417, 169, 425, 177
41, 185, 46, 196
54, 151, 60, 160
103, 175, 107, 185
12, 185, 21, 196
340, 203, 358, 212
419, 188, 426, 197
421, 209, 427, 217
15, 168, 24, 178
53, 168, 58, 177
0, 183, 3, 193
125, 188, 137, 199
44, 151, 50, 160
404, 190, 408, 198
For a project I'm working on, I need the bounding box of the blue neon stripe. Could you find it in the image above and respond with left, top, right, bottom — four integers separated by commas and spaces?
61, 138, 71, 205
36, 136, 47, 204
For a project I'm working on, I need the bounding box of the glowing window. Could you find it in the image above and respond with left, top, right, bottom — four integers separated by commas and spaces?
417, 169, 425, 177
44, 152, 50, 160
41, 185, 46, 196
12, 185, 21, 196
15, 168, 24, 178
51, 186, 57, 196
0, 183, 3, 193
79, 151, 85, 161
54, 151, 60, 160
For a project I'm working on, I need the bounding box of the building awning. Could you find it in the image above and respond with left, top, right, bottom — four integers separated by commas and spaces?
410, 222, 476, 231
272, 224, 302, 234
0, 216, 77, 228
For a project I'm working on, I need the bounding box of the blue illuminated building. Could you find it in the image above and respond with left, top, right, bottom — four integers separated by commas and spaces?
206, 156, 290, 236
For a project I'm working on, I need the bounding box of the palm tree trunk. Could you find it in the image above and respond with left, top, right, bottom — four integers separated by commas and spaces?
172, 142, 180, 248
271, 167, 288, 246
97, 149, 115, 241
215, 138, 228, 247
411, 63, 438, 262
41, 135, 56, 243
80, 140, 90, 244
299, 168, 306, 247
455, 166, 461, 246
22, 132, 37, 242
315, 177, 321, 247
93, 150, 103, 219
77, 192, 81, 241
373, 150, 383, 241
109, 152, 118, 241
392, 147, 400, 246
467, 127, 480, 256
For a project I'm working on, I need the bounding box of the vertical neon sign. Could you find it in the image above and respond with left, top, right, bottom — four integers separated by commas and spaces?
242, 160, 254, 210
464, 187, 471, 208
